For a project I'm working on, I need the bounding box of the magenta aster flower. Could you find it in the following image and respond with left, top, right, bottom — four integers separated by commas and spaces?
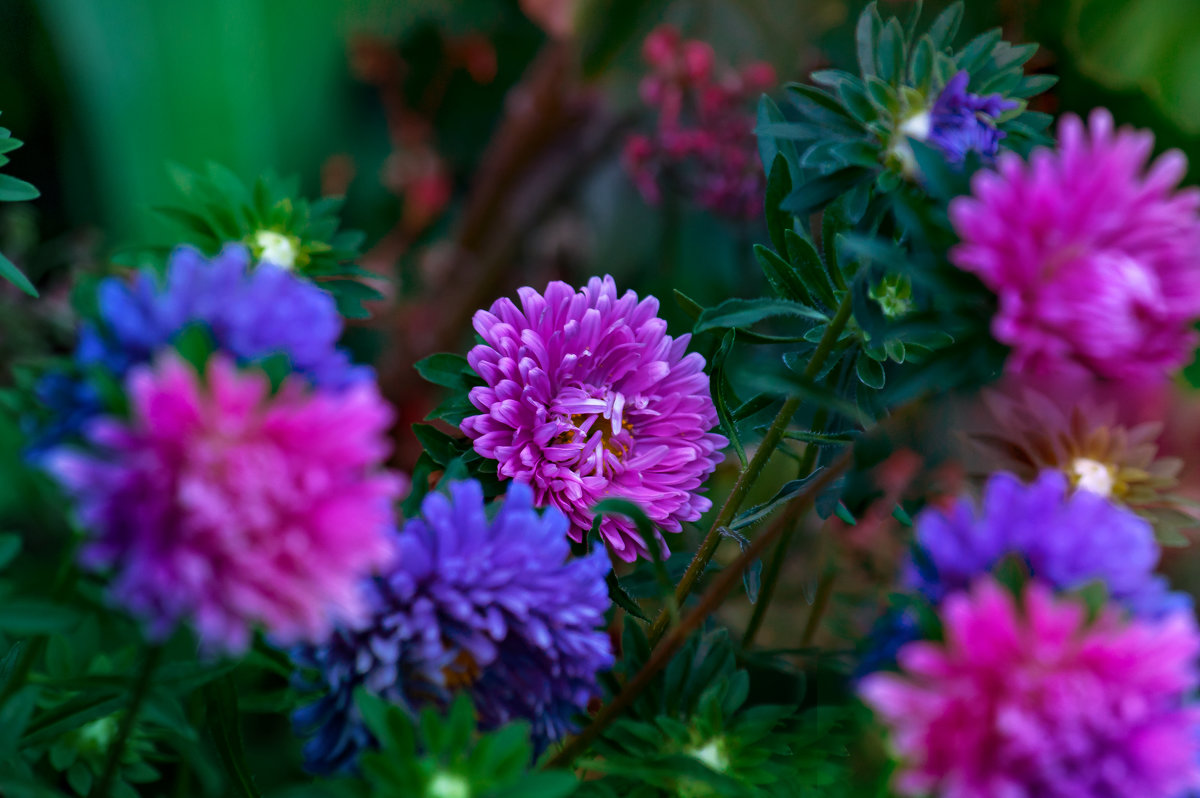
461, 276, 726, 561
860, 579, 1200, 798
49, 354, 404, 653
949, 109, 1200, 379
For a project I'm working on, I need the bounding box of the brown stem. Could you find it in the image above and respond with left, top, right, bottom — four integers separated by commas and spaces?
545, 453, 851, 771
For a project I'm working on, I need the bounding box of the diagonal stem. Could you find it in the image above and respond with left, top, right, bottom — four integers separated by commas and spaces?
647, 292, 855, 646
545, 454, 851, 771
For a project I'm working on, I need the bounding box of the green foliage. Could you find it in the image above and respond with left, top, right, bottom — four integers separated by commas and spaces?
758, 0, 1054, 218
341, 691, 577, 798
576, 625, 851, 797
134, 162, 381, 318
0, 114, 40, 297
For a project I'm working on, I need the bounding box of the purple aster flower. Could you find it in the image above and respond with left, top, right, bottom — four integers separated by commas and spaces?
292, 480, 614, 774
79, 244, 366, 388
927, 71, 1017, 164
861, 579, 1200, 798
460, 276, 727, 562
910, 470, 1182, 617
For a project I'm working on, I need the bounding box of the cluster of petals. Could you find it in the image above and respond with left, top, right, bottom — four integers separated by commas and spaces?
910, 470, 1183, 616
623, 25, 776, 220
292, 480, 613, 773
950, 109, 1200, 379
460, 276, 726, 561
861, 579, 1200, 798
49, 354, 402, 653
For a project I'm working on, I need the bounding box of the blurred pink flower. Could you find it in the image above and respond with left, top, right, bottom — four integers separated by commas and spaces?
624, 25, 777, 220
51, 354, 404, 653
950, 109, 1200, 379
861, 579, 1200, 798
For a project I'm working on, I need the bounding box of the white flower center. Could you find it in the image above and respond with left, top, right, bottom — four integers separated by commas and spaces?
254, 230, 298, 270
1070, 457, 1115, 497
688, 738, 730, 773
429, 772, 471, 798
899, 110, 932, 141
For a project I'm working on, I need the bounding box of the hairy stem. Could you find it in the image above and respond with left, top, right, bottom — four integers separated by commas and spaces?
95, 643, 163, 798
647, 293, 855, 645
546, 455, 850, 771
800, 565, 837, 648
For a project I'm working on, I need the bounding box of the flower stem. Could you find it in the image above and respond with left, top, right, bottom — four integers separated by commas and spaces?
647, 292, 855, 646
546, 455, 850, 771
741, 408, 829, 648
95, 643, 164, 798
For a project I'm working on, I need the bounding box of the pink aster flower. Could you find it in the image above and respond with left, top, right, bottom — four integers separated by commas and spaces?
949, 109, 1200, 379
461, 276, 727, 562
860, 579, 1200, 798
49, 354, 404, 653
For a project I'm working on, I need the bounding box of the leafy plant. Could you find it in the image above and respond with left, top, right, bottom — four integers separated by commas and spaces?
136, 162, 381, 318
0, 114, 40, 297
339, 691, 578, 798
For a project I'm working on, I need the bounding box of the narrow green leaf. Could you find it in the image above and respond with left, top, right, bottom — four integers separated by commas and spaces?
0, 535, 21, 570
780, 168, 872, 217
0, 252, 37, 297
694, 298, 826, 336
856, 2, 882, 78
926, 1, 964, 50
0, 175, 39, 202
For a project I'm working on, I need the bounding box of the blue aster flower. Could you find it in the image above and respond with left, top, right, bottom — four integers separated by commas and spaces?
909, 469, 1184, 617
22, 244, 366, 454
79, 244, 366, 387
292, 479, 614, 775
927, 71, 1017, 164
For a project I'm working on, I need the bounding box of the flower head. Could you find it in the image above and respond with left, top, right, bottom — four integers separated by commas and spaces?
292, 480, 613, 774
861, 580, 1200, 798
48, 353, 402, 653
460, 276, 726, 561
78, 244, 366, 388
910, 470, 1182, 616
967, 384, 1191, 540
927, 71, 1017, 163
950, 109, 1200, 379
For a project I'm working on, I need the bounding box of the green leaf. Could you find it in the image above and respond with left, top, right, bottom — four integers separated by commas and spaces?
673, 289, 704, 321
926, 1, 964, 51
755, 245, 811, 306
763, 154, 793, 256
414, 353, 478, 390
785, 230, 839, 309
0, 252, 37, 297
856, 354, 886, 389
203, 677, 262, 798
0, 175, 39, 202
412, 424, 468, 467
876, 18, 906, 84
856, 2, 883, 78
730, 469, 826, 531
607, 572, 649, 623
780, 168, 872, 217
21, 689, 124, 748
0, 600, 81, 636
711, 331, 746, 468
172, 323, 217, 373
695, 298, 827, 338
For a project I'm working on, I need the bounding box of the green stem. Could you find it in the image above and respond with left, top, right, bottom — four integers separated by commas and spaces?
741, 408, 829, 648
546, 456, 850, 772
95, 643, 163, 798
647, 293, 855, 646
